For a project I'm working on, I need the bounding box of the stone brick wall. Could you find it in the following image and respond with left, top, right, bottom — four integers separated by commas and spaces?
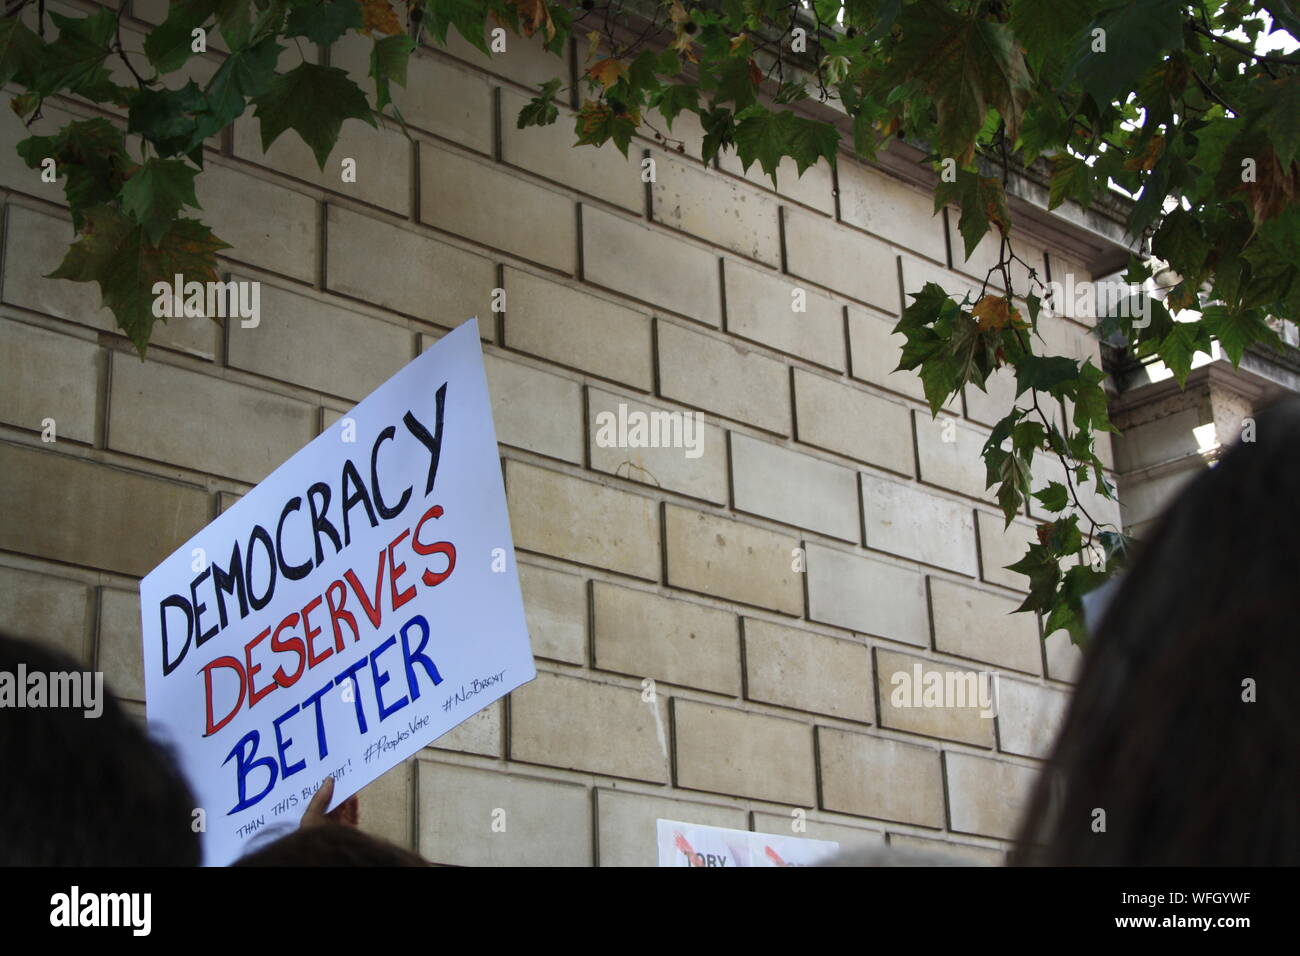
0, 2, 1122, 865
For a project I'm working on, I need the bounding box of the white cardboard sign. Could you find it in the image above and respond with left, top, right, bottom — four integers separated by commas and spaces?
141, 318, 534, 865
656, 819, 841, 867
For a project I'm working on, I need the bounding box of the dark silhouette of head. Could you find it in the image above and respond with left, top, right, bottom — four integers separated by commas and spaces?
0, 631, 201, 866
231, 823, 429, 866
1013, 396, 1300, 865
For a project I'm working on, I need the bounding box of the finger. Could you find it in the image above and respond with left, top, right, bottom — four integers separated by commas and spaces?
301, 776, 335, 827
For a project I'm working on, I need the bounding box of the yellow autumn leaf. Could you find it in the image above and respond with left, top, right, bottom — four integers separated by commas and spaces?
1124, 135, 1166, 172
972, 294, 1025, 332
506, 0, 555, 41
359, 0, 402, 36
587, 57, 628, 90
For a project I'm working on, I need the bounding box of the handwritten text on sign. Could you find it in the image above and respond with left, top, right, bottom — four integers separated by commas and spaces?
141, 319, 534, 864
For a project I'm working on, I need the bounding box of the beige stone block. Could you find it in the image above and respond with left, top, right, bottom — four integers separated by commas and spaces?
929, 577, 1042, 674
664, 505, 803, 615
326, 206, 496, 325
233, 111, 411, 214
656, 321, 790, 434
847, 305, 953, 408
744, 618, 873, 723
416, 761, 590, 866
995, 676, 1069, 759
793, 369, 914, 476
588, 388, 728, 504
195, 162, 319, 284
336, 33, 493, 154
722, 258, 845, 370
1044, 630, 1084, 683
783, 206, 898, 312
730, 434, 859, 541
503, 268, 653, 389
581, 205, 721, 325
899, 253, 980, 304
98, 586, 144, 701
596, 788, 747, 866
0, 443, 209, 577
420, 143, 575, 272
945, 751, 1038, 840
717, 153, 836, 215
518, 561, 586, 665
861, 473, 978, 576
429, 700, 503, 757
506, 460, 660, 579
673, 699, 815, 805
976, 511, 1038, 592
875, 648, 996, 748
435, 25, 568, 92
0, 319, 100, 444
837, 161, 948, 264
108, 355, 317, 484
0, 565, 92, 664
818, 727, 945, 827
592, 582, 740, 695
804, 541, 928, 646
914, 410, 997, 503
652, 154, 781, 265
358, 761, 413, 849
227, 281, 413, 402
3, 206, 216, 357
485, 354, 583, 463
500, 88, 643, 212
963, 365, 1026, 429
510, 670, 670, 783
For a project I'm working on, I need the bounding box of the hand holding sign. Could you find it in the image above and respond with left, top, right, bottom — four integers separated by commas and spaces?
142, 319, 535, 865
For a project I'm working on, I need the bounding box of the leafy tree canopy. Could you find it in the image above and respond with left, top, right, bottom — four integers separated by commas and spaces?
4, 0, 1298, 645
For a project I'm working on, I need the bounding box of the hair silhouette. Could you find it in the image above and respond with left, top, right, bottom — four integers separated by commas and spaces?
1012, 396, 1300, 865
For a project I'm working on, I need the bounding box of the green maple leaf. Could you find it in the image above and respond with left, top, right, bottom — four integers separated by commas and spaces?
1155, 321, 1201, 387
0, 16, 43, 87
1014, 354, 1079, 396
252, 62, 376, 168
733, 106, 791, 183
120, 158, 202, 245
36, 9, 120, 100
1032, 481, 1070, 514
47, 206, 230, 354
145, 0, 222, 72
784, 114, 839, 175
1009, 0, 1096, 72
655, 84, 699, 130
197, 37, 284, 144
936, 169, 1009, 260
1069, 0, 1183, 107
424, 0, 492, 55
285, 0, 362, 47
1048, 154, 1095, 210
1008, 543, 1062, 613
1252, 74, 1300, 171
128, 82, 206, 158
371, 34, 416, 113
518, 79, 562, 129
894, 4, 1031, 164
17, 119, 134, 229
1201, 305, 1281, 365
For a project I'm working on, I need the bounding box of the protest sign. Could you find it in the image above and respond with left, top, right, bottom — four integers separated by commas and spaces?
141, 318, 534, 865
656, 819, 841, 867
